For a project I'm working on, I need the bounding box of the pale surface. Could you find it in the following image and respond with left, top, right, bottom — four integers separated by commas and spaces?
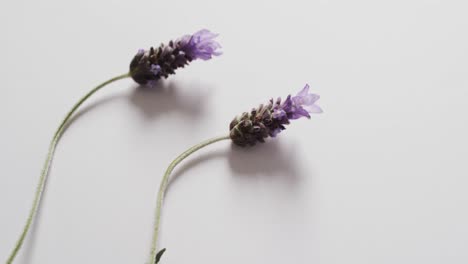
1, 0, 468, 264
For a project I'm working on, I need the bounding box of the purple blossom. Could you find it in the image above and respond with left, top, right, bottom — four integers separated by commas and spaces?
150, 64, 161, 75
178, 29, 222, 60
129, 29, 222, 85
273, 84, 322, 120
229, 84, 322, 146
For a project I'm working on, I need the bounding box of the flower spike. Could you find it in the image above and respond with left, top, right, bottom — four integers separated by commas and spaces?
130, 29, 222, 85
229, 84, 322, 146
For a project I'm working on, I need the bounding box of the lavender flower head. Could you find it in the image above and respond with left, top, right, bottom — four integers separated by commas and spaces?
229, 84, 322, 146
130, 29, 222, 85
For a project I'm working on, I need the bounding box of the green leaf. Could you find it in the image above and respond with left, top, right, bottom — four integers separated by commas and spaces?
155, 248, 166, 264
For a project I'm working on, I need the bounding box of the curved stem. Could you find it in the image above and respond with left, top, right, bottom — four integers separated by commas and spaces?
148, 135, 230, 264
5, 72, 130, 264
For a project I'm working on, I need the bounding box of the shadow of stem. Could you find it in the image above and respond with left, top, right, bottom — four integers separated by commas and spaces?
167, 139, 302, 195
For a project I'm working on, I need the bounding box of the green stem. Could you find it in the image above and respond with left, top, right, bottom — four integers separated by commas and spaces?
5, 72, 130, 264
148, 135, 230, 264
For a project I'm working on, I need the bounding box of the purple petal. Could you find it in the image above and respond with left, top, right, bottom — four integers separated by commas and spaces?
304, 104, 323, 113
192, 29, 218, 40
292, 93, 320, 106
290, 84, 322, 117
290, 107, 311, 119
280, 95, 293, 112
179, 29, 222, 60
272, 109, 286, 119
150, 64, 161, 75
296, 84, 310, 96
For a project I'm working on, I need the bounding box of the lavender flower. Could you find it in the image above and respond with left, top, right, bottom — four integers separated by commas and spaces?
147, 84, 322, 264
130, 29, 222, 85
229, 84, 322, 146
6, 30, 221, 264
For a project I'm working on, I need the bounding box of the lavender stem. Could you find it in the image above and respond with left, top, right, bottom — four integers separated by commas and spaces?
5, 72, 130, 264
149, 135, 230, 264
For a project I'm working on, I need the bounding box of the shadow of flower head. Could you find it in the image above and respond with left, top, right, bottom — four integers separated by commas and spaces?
166, 139, 303, 195
129, 80, 211, 120
227, 139, 302, 186
63, 80, 212, 134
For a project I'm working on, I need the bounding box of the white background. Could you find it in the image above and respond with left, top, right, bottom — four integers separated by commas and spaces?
1, 0, 467, 263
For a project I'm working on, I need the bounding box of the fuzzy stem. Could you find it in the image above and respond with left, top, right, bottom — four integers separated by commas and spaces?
5, 72, 130, 264
148, 135, 230, 264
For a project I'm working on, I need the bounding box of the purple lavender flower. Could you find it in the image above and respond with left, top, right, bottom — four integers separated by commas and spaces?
273, 84, 322, 119
229, 84, 322, 146
177, 29, 222, 60
129, 29, 222, 85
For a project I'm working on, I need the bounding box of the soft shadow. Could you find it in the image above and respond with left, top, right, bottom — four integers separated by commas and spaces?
129, 80, 210, 120
227, 140, 301, 186
166, 139, 302, 194
62, 80, 209, 133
